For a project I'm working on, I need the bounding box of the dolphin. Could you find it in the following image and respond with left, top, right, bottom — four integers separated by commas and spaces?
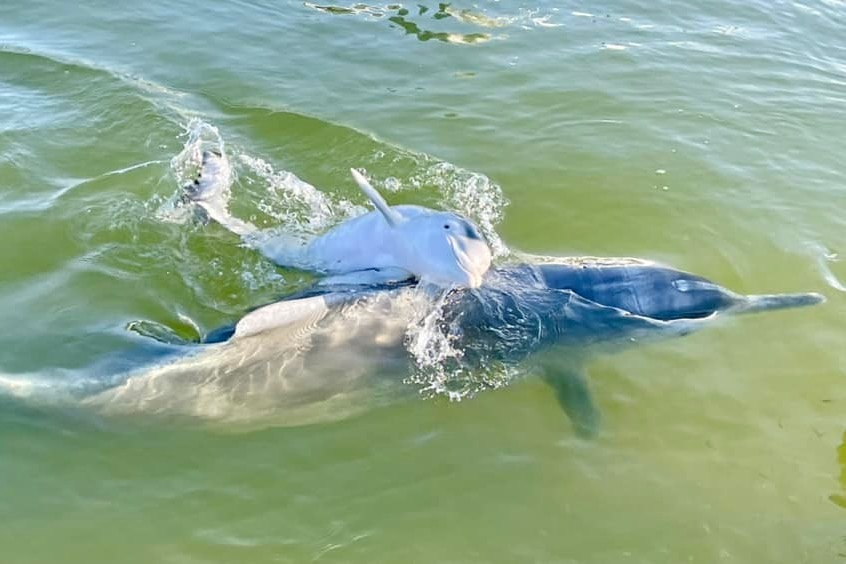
0, 151, 823, 436
184, 150, 492, 287
82, 257, 823, 437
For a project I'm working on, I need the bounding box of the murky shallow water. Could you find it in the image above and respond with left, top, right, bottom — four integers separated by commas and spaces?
1, 1, 845, 562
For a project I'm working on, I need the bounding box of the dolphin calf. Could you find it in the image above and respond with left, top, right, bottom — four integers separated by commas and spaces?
184, 150, 492, 287
84, 257, 822, 437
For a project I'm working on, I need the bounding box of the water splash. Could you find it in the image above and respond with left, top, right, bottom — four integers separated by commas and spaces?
157, 118, 228, 225
403, 286, 519, 401
357, 149, 509, 256
405, 160, 510, 258
238, 153, 365, 236
404, 288, 466, 398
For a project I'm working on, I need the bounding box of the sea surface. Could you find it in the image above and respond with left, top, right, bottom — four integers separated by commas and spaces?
1, 1, 845, 562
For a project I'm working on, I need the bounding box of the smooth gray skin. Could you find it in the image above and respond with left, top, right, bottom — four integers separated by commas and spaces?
184, 150, 492, 288
98, 258, 823, 437
427, 259, 823, 437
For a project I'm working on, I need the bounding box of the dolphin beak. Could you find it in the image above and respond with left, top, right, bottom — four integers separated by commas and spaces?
449, 236, 492, 289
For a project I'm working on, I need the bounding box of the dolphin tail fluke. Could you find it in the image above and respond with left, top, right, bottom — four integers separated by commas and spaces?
183, 149, 257, 238
538, 362, 601, 440
736, 292, 825, 315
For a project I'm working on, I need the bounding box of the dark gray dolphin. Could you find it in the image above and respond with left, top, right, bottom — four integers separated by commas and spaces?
108, 256, 822, 437
432, 258, 822, 436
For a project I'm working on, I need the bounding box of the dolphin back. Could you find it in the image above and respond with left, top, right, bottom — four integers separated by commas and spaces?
535, 261, 736, 321
533, 260, 824, 321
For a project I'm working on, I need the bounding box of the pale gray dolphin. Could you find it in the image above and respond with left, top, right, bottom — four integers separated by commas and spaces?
184, 150, 492, 287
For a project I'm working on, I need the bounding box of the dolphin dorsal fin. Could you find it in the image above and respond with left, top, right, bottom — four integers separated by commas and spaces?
350, 169, 404, 228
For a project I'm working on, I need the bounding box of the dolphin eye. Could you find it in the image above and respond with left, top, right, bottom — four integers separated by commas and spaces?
443, 224, 451, 229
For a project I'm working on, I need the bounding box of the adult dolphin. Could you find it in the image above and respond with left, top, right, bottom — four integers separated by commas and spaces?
83, 257, 823, 437
184, 150, 492, 287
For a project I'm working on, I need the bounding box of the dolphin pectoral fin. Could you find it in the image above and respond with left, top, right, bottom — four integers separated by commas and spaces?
539, 363, 601, 439
126, 320, 200, 346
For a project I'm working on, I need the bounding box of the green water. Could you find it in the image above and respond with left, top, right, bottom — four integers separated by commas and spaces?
2, 1, 845, 562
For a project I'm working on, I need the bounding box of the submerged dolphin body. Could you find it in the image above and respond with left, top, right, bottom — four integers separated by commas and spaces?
184, 150, 492, 287
86, 257, 823, 437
